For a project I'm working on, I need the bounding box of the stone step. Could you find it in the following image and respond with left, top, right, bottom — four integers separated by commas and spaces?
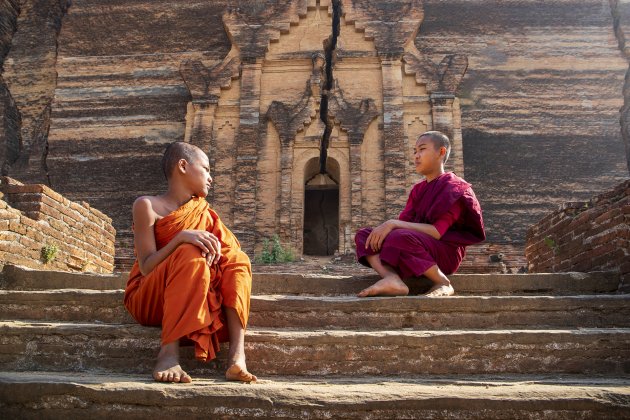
1, 289, 629, 329
0, 264, 621, 295
1, 321, 628, 376
1, 371, 628, 419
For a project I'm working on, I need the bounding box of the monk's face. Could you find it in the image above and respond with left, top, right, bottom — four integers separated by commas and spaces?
182, 149, 213, 197
414, 137, 445, 175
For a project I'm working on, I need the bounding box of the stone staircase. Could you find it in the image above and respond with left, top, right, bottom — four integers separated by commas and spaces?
0, 264, 629, 418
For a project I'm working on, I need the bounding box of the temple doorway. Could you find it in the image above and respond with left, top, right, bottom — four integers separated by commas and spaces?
303, 158, 340, 255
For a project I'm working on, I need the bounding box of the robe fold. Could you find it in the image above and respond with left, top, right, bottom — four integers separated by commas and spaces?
124, 196, 251, 362
356, 172, 485, 278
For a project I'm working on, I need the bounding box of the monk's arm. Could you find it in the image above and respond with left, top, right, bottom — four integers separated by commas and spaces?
387, 219, 441, 239
132, 198, 220, 276
365, 219, 440, 252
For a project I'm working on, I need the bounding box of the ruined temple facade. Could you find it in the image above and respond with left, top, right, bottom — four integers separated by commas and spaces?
1, 0, 628, 264
179, 0, 466, 255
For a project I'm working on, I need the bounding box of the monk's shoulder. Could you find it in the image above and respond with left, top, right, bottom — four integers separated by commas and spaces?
132, 196, 162, 221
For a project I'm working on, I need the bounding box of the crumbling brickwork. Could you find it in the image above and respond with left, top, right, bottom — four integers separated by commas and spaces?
0, 177, 115, 273
526, 180, 630, 290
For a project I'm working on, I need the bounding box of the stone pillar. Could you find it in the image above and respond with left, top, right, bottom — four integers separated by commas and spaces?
381, 59, 408, 218
430, 93, 464, 176
233, 60, 262, 253
279, 142, 294, 246
348, 141, 362, 230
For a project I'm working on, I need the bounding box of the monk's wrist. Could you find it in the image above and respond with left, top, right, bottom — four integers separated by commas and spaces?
386, 219, 401, 230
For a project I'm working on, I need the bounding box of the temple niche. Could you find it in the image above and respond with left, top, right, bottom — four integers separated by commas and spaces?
180, 0, 468, 257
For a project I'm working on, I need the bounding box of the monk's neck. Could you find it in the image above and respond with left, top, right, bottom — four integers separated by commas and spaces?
163, 188, 195, 209
424, 169, 446, 183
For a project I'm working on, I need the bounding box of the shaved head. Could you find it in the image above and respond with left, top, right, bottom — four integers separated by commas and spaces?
161, 142, 204, 180
418, 131, 451, 163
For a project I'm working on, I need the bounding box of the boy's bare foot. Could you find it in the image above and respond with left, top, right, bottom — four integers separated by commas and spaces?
424, 283, 454, 297
153, 341, 192, 383
226, 363, 257, 383
358, 275, 409, 297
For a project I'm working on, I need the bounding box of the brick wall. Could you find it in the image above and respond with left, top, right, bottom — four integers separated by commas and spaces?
0, 177, 115, 273
526, 180, 629, 290
458, 243, 527, 274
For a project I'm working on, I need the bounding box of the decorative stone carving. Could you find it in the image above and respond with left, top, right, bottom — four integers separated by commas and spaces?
180, 49, 241, 104
403, 51, 468, 94
327, 88, 378, 145
341, 0, 423, 59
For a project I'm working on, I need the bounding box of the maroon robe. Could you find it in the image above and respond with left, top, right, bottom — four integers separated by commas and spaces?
355, 172, 485, 278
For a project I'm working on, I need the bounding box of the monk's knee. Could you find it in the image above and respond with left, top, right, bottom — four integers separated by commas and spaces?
387, 229, 430, 243
171, 244, 201, 258
171, 243, 205, 262
354, 228, 372, 248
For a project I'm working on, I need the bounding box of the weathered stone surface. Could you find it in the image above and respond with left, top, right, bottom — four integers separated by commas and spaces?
2, 289, 629, 330
611, 0, 630, 174
0, 0, 20, 175
2, 0, 70, 183
1, 321, 629, 376
1, 372, 628, 419
0, 264, 126, 290
0, 264, 622, 294
0, 263, 628, 417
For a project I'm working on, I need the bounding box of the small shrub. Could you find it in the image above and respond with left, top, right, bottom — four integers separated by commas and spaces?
256, 234, 294, 264
41, 244, 58, 264
543, 236, 558, 254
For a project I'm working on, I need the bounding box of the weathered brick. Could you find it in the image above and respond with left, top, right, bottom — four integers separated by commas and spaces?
39, 202, 63, 220
19, 215, 39, 229
2, 184, 43, 194
41, 185, 66, 205
19, 235, 40, 250
48, 218, 68, 232
9, 220, 27, 235
0, 209, 20, 220
60, 214, 81, 230
591, 249, 626, 271
586, 230, 623, 247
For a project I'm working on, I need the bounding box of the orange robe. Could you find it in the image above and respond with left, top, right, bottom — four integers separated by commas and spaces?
124, 196, 251, 362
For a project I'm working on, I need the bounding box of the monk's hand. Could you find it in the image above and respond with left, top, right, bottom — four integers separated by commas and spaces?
201, 232, 222, 266
366, 220, 396, 252
180, 230, 222, 265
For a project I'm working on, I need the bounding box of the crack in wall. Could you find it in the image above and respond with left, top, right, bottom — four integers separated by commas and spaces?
609, 0, 630, 174
42, 0, 71, 187
318, 0, 341, 175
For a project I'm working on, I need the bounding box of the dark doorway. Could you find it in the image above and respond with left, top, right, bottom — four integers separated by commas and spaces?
303, 178, 339, 256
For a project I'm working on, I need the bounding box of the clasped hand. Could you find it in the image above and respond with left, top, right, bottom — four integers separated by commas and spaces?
365, 220, 396, 252
178, 230, 222, 266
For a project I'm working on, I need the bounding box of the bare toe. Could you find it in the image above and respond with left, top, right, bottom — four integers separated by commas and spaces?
358, 276, 408, 297
424, 284, 454, 297
226, 364, 257, 383
153, 361, 191, 383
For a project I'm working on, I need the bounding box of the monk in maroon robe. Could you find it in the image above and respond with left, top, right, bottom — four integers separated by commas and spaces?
356, 131, 485, 297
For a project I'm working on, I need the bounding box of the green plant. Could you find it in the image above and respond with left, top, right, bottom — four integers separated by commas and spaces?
543, 236, 558, 254
41, 244, 58, 264
256, 234, 294, 264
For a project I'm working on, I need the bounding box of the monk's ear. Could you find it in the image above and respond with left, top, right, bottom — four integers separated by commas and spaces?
176, 158, 188, 174
439, 146, 447, 160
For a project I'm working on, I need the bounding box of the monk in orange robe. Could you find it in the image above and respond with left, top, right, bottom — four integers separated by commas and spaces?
124, 142, 256, 383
